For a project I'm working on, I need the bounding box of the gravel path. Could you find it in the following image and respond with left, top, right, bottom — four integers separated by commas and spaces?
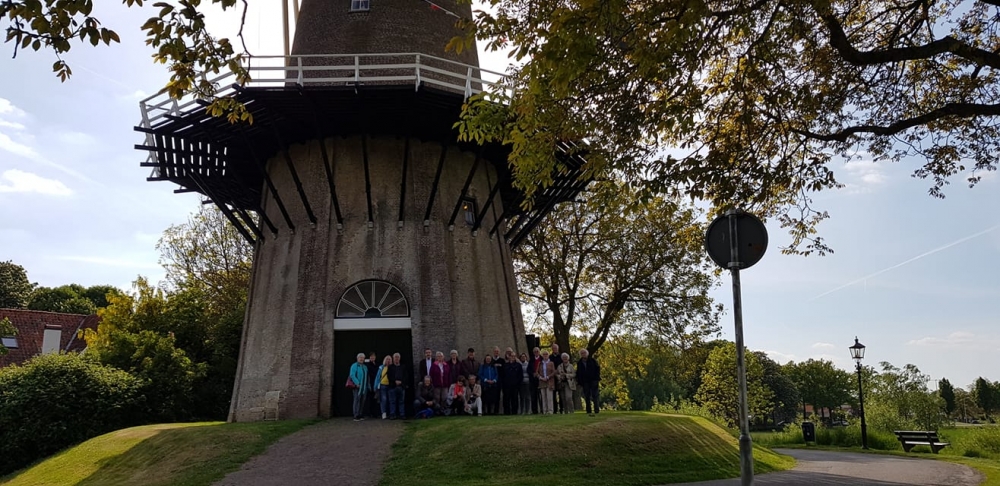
214, 419, 404, 486
684, 448, 983, 485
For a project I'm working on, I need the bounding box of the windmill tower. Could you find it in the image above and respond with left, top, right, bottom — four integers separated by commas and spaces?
136, 0, 586, 420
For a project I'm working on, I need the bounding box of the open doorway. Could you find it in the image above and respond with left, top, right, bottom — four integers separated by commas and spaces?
332, 279, 414, 417
333, 329, 414, 417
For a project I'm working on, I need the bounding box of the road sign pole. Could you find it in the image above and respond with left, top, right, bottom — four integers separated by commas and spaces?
728, 210, 755, 486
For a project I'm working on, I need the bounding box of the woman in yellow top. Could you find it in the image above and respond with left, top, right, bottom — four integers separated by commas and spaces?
374, 355, 393, 419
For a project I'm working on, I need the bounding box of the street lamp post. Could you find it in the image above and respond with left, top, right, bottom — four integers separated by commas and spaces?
849, 337, 868, 450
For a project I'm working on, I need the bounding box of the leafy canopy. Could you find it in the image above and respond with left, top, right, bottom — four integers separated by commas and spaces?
514, 182, 721, 356
454, 0, 1000, 253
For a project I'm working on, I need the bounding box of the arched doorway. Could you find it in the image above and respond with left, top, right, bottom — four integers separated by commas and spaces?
332, 280, 414, 417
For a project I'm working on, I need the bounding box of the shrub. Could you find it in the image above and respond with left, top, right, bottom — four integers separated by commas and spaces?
0, 353, 146, 475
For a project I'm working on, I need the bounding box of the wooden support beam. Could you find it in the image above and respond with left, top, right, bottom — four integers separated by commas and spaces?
189, 172, 256, 245
240, 126, 296, 232
397, 137, 410, 228
312, 116, 344, 228
488, 205, 509, 238
272, 124, 317, 225
235, 206, 265, 242
447, 149, 481, 229
471, 177, 501, 233
423, 143, 448, 226
361, 134, 374, 227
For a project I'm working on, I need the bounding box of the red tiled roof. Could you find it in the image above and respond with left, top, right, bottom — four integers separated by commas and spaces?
0, 308, 100, 368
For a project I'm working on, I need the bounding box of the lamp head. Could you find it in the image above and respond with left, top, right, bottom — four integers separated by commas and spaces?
849, 337, 866, 362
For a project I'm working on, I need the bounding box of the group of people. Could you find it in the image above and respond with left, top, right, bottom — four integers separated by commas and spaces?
416, 344, 604, 417
347, 345, 602, 420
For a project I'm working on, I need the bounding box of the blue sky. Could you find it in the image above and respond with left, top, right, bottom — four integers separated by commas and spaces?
1, 2, 997, 390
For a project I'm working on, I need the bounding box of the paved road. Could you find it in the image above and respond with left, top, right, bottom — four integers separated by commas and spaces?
685, 448, 982, 485
214, 418, 403, 486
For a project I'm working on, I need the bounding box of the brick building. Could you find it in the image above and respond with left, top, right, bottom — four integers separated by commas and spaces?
134, 0, 587, 421
0, 309, 99, 368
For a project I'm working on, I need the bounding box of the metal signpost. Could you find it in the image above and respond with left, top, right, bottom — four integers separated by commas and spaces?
705, 209, 768, 486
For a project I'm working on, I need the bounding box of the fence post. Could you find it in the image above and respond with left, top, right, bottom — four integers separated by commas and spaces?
297, 56, 304, 85
415, 54, 421, 91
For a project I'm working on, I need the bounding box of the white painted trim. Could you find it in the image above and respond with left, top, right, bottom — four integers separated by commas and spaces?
334, 318, 412, 331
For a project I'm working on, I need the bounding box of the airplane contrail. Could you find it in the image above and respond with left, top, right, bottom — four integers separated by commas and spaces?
808, 223, 1000, 301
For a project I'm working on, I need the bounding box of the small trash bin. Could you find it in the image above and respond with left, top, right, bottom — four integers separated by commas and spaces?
802, 421, 816, 442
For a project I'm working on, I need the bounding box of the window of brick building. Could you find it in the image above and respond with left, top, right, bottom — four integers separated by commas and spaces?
336, 280, 408, 318
1, 336, 17, 348
350, 0, 370, 11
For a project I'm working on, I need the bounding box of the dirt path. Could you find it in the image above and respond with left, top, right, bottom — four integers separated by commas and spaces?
214, 419, 404, 486
684, 448, 983, 485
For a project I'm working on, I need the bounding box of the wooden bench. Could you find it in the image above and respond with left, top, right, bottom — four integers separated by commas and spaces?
894, 430, 950, 453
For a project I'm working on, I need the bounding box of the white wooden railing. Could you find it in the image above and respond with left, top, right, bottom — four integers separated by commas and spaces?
137, 52, 509, 131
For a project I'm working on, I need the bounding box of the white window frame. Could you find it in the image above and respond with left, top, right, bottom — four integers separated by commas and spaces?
1, 336, 17, 349
350, 0, 370, 11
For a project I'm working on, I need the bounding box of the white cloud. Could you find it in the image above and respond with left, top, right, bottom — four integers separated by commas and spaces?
0, 169, 72, 196
812, 342, 835, 349
907, 331, 978, 347
0, 120, 25, 130
842, 160, 887, 193
0, 97, 26, 117
0, 127, 98, 185
57, 131, 97, 146
764, 350, 798, 364
0, 131, 42, 159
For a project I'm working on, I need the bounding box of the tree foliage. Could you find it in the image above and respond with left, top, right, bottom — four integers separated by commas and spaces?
865, 361, 945, 431
974, 377, 997, 420
2, 0, 252, 121
514, 182, 720, 355
939, 377, 956, 416
0, 353, 145, 475
754, 351, 799, 425
83, 278, 206, 422
454, 0, 1000, 252
784, 358, 853, 420
157, 204, 253, 316
695, 342, 773, 428
26, 283, 120, 315
0, 260, 33, 309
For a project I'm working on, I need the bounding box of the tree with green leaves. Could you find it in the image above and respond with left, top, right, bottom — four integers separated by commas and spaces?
453, 0, 1000, 252
974, 377, 996, 421
514, 182, 720, 355
157, 204, 253, 316
12, 0, 1000, 250
82, 277, 206, 422
753, 351, 799, 425
0, 261, 33, 309
783, 359, 853, 421
695, 342, 773, 428
938, 378, 956, 417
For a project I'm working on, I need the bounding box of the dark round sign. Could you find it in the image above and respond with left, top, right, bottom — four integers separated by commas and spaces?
705, 210, 768, 270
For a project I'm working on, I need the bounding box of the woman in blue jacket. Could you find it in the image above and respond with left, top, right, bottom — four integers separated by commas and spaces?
350, 353, 370, 421
479, 354, 500, 415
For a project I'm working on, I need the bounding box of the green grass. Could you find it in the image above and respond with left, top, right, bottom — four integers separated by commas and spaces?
0, 420, 314, 486
380, 412, 794, 486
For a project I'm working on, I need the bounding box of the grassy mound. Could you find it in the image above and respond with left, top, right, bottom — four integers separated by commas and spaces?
0, 420, 313, 486
381, 412, 794, 486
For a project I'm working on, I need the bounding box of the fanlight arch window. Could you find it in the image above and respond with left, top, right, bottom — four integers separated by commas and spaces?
336, 280, 409, 318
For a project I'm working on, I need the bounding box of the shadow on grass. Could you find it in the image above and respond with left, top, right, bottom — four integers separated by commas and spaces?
4, 420, 313, 486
